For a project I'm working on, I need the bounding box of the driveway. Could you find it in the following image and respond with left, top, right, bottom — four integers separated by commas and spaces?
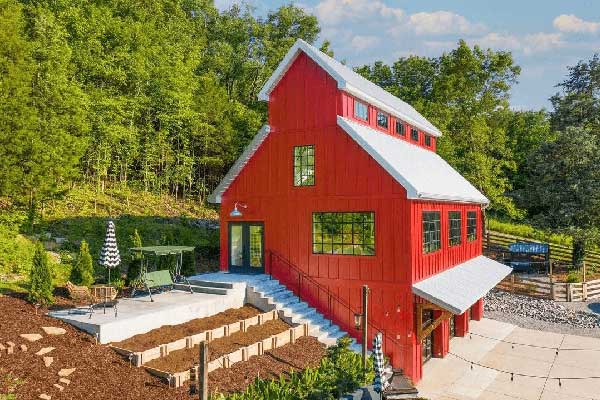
417, 318, 600, 400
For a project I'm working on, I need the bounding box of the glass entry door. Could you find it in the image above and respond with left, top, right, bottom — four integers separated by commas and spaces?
228, 222, 264, 273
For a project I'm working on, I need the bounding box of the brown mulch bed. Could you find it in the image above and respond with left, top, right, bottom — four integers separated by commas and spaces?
113, 305, 263, 352
0, 293, 190, 400
145, 319, 291, 373
208, 336, 326, 395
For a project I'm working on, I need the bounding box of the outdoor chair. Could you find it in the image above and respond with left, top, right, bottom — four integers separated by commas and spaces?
133, 269, 174, 302
65, 281, 119, 319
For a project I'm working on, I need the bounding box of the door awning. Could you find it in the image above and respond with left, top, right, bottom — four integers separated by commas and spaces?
412, 255, 512, 315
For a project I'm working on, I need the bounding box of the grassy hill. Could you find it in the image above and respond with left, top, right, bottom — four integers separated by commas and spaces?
0, 185, 220, 293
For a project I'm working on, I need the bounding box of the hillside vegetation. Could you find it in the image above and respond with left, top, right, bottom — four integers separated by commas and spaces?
0, 185, 219, 293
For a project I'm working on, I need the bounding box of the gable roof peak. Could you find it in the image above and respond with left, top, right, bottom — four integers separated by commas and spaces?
258, 39, 442, 138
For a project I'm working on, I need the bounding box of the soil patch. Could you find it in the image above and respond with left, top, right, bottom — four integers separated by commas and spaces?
0, 293, 190, 400
146, 319, 291, 373
208, 336, 326, 395
114, 304, 262, 352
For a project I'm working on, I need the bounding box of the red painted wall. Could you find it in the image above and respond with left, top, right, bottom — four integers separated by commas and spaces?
218, 52, 483, 382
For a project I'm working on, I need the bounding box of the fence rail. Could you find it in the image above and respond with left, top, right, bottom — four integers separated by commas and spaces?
497, 275, 600, 302
484, 231, 600, 266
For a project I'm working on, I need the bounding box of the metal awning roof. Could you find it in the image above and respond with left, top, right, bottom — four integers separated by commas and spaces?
129, 246, 195, 255
412, 255, 512, 315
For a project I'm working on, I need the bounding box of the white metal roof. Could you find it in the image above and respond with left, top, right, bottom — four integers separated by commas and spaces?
337, 117, 489, 204
258, 39, 442, 138
208, 125, 271, 203
412, 256, 512, 315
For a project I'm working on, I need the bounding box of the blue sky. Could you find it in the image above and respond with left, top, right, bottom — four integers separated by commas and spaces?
215, 0, 600, 110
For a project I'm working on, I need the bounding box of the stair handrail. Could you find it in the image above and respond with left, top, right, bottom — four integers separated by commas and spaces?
267, 250, 408, 355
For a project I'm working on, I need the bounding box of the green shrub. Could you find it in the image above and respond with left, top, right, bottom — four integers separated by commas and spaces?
211, 337, 373, 400
126, 229, 143, 285
28, 243, 54, 305
71, 240, 94, 286
566, 271, 581, 283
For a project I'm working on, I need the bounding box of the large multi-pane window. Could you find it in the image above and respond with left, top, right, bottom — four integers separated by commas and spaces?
312, 212, 375, 256
425, 135, 432, 146
376, 111, 389, 129
422, 211, 441, 254
354, 100, 368, 121
396, 120, 405, 136
449, 211, 462, 246
467, 211, 478, 241
293, 145, 315, 186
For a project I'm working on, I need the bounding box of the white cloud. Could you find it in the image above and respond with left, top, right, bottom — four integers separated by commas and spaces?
350, 35, 380, 50
522, 32, 564, 54
314, 0, 403, 25
472, 32, 564, 55
473, 32, 521, 51
553, 14, 600, 33
408, 11, 486, 36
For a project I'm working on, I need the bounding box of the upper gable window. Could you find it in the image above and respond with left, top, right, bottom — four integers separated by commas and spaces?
395, 120, 405, 136
354, 100, 368, 121
293, 145, 315, 186
376, 111, 389, 129
411, 128, 419, 142
425, 135, 432, 146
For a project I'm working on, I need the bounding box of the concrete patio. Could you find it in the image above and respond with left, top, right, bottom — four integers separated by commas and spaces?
48, 286, 246, 344
418, 318, 600, 400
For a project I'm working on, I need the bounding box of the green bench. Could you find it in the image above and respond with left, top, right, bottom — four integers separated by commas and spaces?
142, 270, 174, 302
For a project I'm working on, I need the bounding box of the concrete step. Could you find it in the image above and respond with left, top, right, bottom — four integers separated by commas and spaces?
173, 283, 228, 295
187, 280, 234, 289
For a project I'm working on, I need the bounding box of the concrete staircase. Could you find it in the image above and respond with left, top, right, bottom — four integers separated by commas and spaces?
245, 276, 362, 353
173, 279, 234, 296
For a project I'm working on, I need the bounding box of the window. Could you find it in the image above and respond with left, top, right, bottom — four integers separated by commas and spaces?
411, 128, 419, 141
422, 211, 441, 254
467, 211, 477, 241
449, 211, 462, 246
425, 135, 431, 146
293, 145, 315, 186
354, 100, 368, 121
376, 111, 388, 129
312, 212, 375, 256
395, 120, 405, 136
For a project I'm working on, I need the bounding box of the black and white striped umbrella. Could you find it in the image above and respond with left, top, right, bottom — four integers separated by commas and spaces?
372, 332, 389, 394
99, 220, 121, 283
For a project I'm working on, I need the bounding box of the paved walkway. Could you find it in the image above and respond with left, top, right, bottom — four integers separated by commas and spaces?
418, 318, 600, 400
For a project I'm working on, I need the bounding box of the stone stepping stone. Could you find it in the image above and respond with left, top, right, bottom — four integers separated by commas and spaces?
19, 344, 27, 352
0, 343, 5, 351
39, 394, 51, 400
59, 378, 70, 386
43, 357, 54, 367
6, 342, 15, 354
53, 383, 64, 392
36, 347, 55, 356
58, 368, 76, 377
42, 327, 66, 336
20, 333, 43, 342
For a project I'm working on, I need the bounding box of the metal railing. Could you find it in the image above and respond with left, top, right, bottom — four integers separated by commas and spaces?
267, 250, 409, 366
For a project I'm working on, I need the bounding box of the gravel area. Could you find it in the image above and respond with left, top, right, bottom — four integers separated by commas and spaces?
485, 289, 600, 337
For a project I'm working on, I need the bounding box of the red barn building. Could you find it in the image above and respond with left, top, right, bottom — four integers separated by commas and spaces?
209, 39, 511, 382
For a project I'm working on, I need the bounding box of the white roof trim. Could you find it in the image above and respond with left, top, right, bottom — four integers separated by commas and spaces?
208, 125, 271, 204
258, 39, 442, 138
412, 256, 512, 315
337, 117, 489, 204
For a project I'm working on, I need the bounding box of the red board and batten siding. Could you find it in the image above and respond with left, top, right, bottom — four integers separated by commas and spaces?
219, 52, 483, 382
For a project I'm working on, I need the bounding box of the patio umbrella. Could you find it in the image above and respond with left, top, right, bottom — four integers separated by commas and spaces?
98, 220, 121, 285
372, 332, 388, 396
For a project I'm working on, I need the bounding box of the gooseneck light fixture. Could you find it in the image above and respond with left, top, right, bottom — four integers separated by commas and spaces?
230, 202, 247, 217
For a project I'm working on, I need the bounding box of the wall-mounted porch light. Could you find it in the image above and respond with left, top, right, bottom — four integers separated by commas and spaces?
230, 202, 247, 217
354, 313, 362, 330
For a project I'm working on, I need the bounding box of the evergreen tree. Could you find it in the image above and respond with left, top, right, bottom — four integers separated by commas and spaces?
71, 240, 94, 286
126, 229, 143, 285
28, 242, 53, 305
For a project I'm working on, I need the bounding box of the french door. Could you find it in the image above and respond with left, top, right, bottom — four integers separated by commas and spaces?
228, 222, 264, 273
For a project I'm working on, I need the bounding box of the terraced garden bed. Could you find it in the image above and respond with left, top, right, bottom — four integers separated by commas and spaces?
113, 304, 262, 352
146, 319, 291, 373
